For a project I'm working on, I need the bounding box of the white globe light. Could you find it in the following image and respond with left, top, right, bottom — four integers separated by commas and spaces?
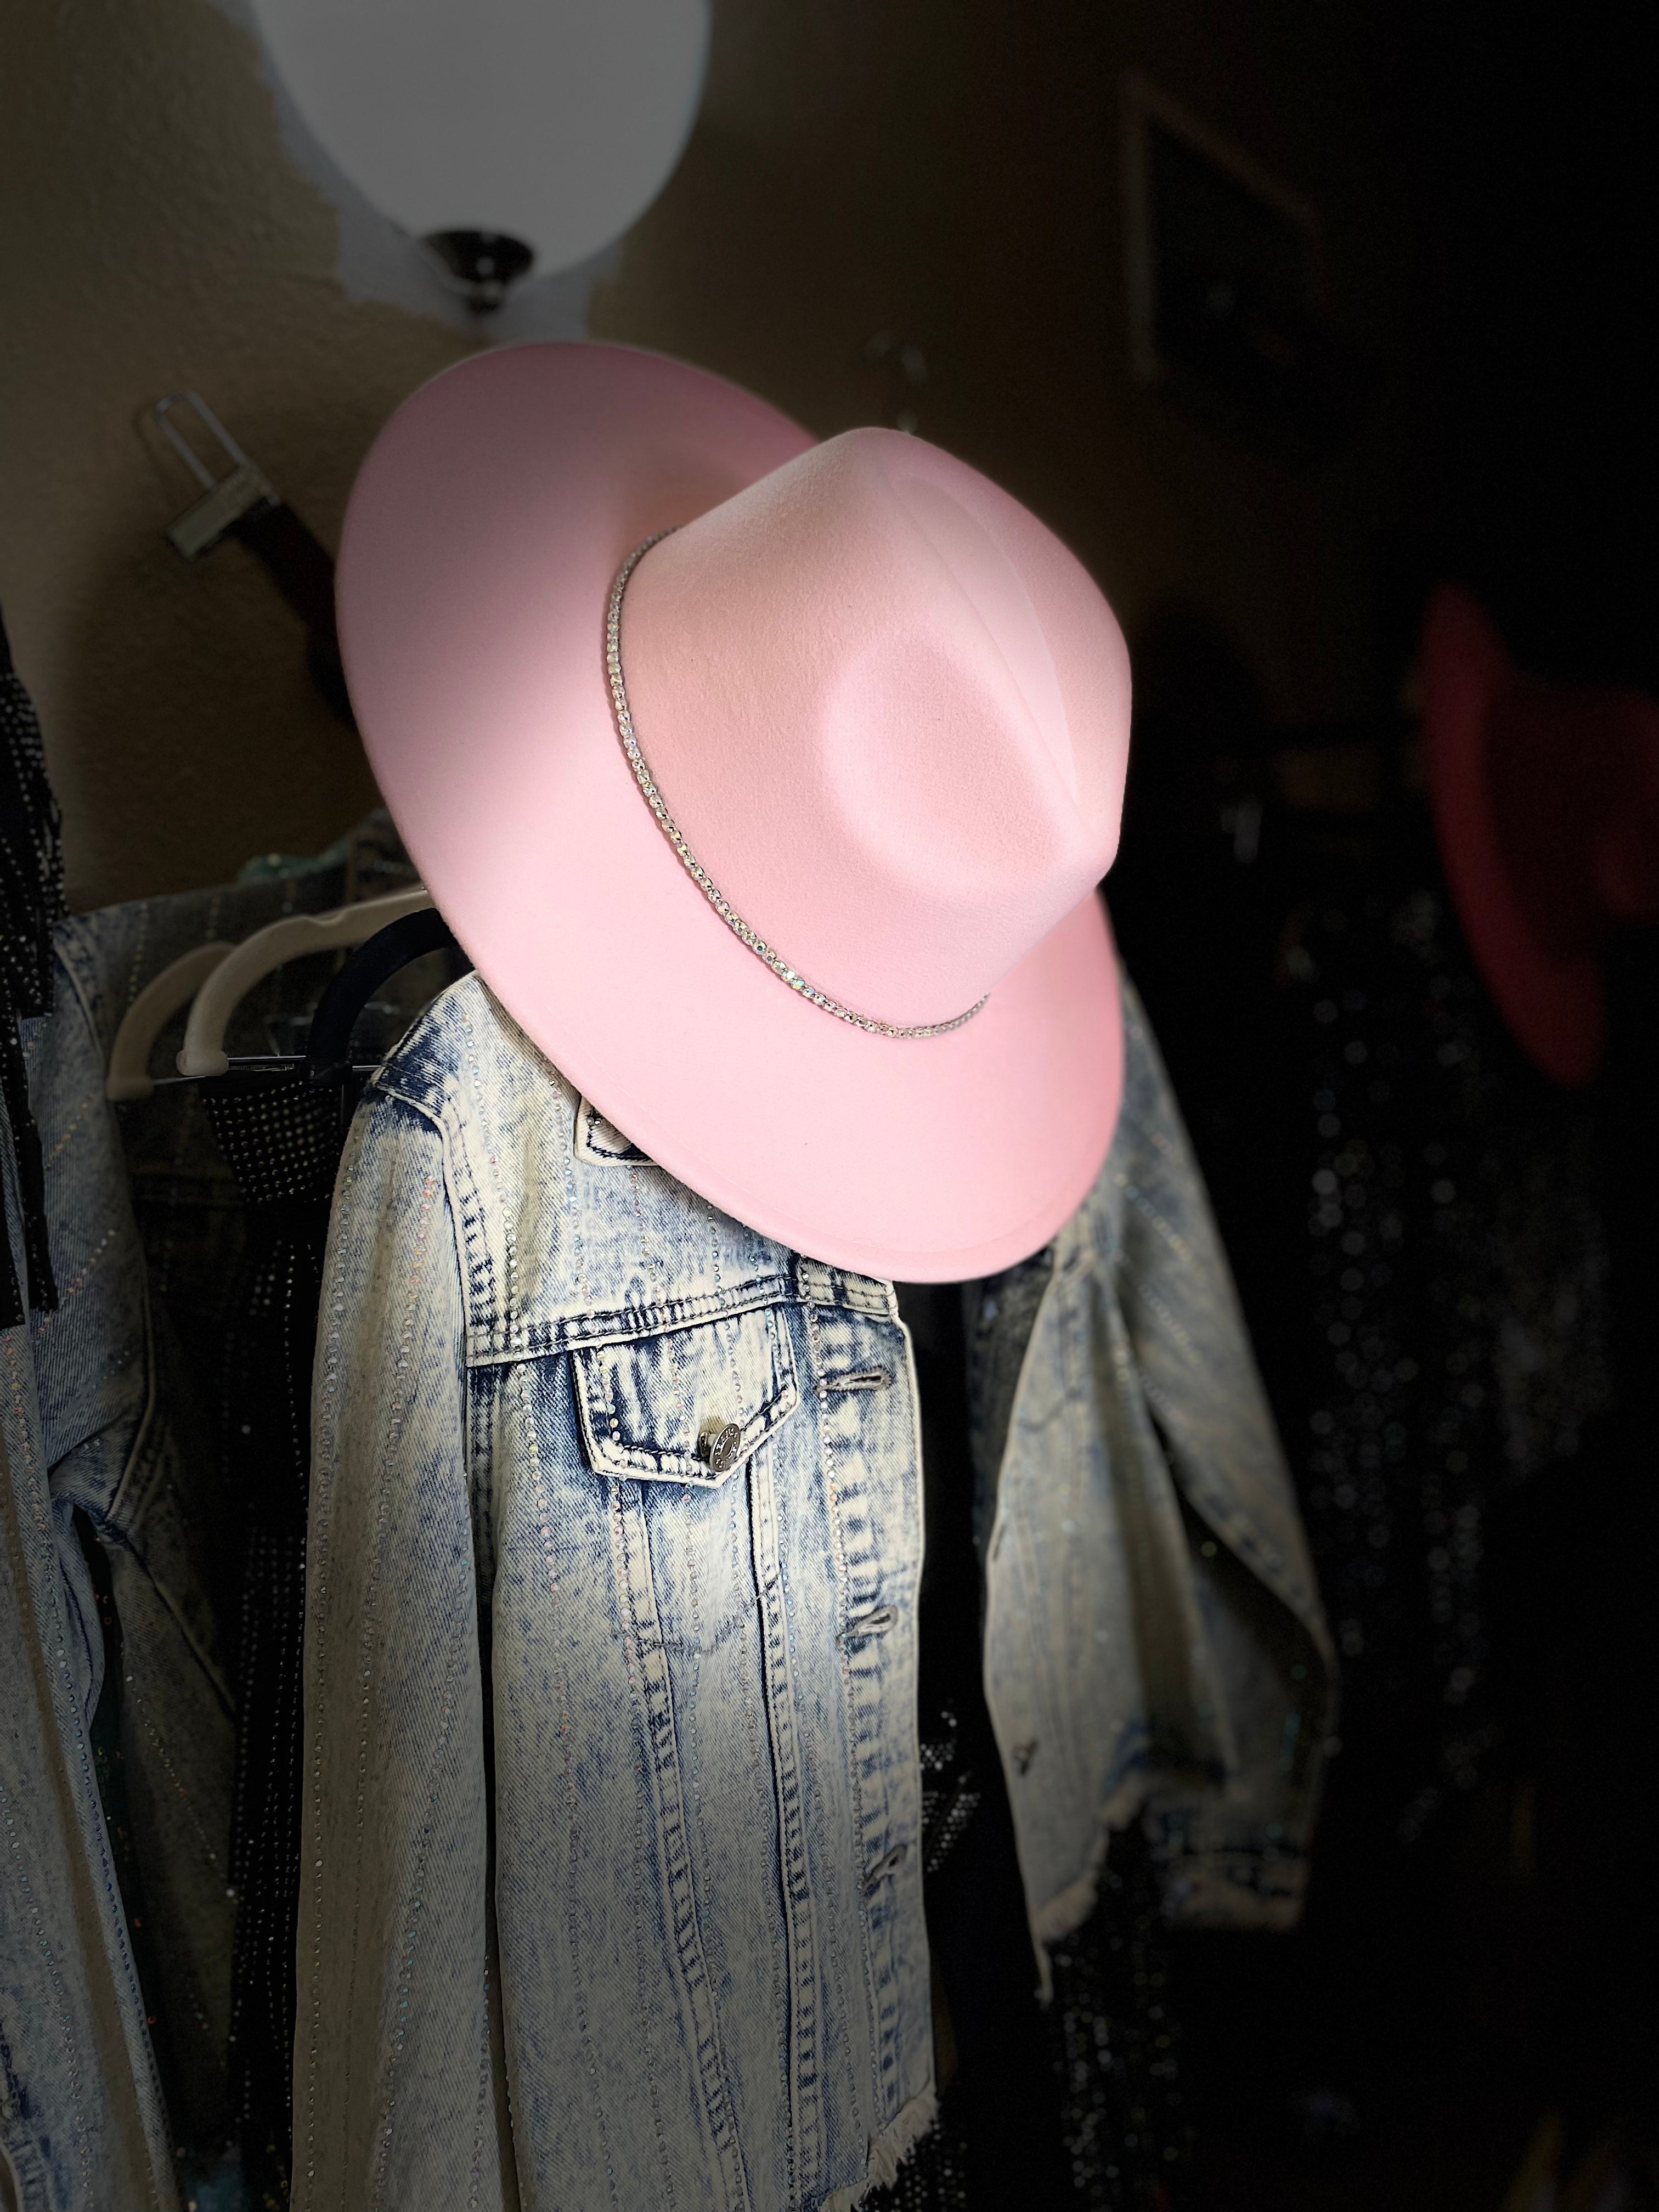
247, 0, 710, 278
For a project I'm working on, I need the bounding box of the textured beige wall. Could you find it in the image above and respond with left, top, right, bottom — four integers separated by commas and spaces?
0, 0, 477, 906
1, 0, 1407, 911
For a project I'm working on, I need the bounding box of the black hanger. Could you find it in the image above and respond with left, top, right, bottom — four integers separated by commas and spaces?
303, 905, 472, 1090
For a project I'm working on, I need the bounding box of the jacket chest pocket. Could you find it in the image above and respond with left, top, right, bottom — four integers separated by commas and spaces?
572, 1304, 802, 1654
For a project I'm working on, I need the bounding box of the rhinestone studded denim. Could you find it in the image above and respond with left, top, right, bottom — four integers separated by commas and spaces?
290, 966, 1331, 2210
1, 822, 415, 2212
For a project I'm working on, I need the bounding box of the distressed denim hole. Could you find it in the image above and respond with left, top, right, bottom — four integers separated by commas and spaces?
820, 1365, 893, 1393
840, 1605, 896, 1644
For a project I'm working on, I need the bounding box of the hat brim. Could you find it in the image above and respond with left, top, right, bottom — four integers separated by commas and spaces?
1421, 585, 1602, 1087
337, 341, 1122, 1280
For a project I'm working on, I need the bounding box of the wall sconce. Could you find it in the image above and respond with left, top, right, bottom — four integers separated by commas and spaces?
247, 0, 711, 310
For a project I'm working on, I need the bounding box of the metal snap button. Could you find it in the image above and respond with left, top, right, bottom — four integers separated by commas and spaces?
696, 1417, 743, 1473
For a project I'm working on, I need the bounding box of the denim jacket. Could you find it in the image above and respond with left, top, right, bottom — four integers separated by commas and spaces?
1, 821, 415, 2212
294, 961, 1333, 2212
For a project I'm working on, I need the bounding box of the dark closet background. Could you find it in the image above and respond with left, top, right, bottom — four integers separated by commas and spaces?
1108, 5, 1659, 2202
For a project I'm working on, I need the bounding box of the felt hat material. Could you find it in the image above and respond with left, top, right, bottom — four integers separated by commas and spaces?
1423, 584, 1659, 1088
337, 341, 1130, 1278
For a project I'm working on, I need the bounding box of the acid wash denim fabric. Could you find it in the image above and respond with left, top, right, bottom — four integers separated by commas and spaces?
295, 966, 1333, 2212
1, 820, 414, 2212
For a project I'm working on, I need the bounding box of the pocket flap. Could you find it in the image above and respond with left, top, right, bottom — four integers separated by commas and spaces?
573, 1304, 800, 1486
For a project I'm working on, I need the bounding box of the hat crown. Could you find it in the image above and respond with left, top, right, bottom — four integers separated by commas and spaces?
619, 428, 1130, 1029
336, 343, 1128, 1278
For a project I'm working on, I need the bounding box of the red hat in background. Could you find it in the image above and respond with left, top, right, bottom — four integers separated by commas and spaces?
1422, 584, 1659, 1087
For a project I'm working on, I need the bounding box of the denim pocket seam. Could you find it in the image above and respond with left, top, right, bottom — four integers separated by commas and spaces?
572, 1304, 801, 1487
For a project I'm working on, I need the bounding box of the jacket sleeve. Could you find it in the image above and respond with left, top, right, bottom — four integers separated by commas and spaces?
1110, 978, 1329, 1652
292, 1087, 511, 2211
1108, 978, 1335, 1921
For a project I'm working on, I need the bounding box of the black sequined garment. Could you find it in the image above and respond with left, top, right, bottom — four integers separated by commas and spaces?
866, 1285, 1188, 2209
201, 1075, 348, 2208
1259, 842, 1618, 2121
1, 607, 65, 1323
1105, 794, 1622, 2146
1290, 870, 1610, 1836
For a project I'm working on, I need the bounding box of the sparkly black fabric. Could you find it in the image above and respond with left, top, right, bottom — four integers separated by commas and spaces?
876, 1760, 1186, 2212
876, 2109, 974, 2210
1111, 789, 1620, 2139
878, 1830, 1185, 2211
1047, 1825, 1188, 2210
870, 1286, 1187, 2209
1115, 796, 1612, 1824
1, 608, 65, 1323
1289, 867, 1610, 1835
918, 1701, 984, 1876
201, 1074, 347, 2208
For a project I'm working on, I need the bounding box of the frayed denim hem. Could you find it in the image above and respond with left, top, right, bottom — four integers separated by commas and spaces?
823, 2084, 939, 2212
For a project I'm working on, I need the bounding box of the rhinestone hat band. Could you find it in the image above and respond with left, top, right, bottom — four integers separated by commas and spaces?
605, 534, 989, 1040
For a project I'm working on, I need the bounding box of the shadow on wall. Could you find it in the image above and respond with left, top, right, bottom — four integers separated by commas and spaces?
1119, 595, 1272, 847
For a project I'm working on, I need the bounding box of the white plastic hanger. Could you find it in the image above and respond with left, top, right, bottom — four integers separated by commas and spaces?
175, 885, 432, 1080
106, 941, 236, 1102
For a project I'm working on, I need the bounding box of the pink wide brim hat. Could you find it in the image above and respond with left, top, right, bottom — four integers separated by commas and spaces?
336, 342, 1126, 1281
